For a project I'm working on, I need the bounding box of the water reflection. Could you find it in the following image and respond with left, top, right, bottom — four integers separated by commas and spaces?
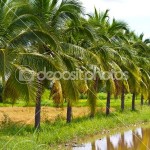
73, 127, 150, 150
95, 137, 107, 150
110, 133, 121, 149
124, 130, 133, 148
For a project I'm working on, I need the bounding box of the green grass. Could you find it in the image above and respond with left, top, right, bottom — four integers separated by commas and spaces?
0, 108, 150, 149
0, 91, 142, 108
0, 92, 150, 149
0, 107, 150, 150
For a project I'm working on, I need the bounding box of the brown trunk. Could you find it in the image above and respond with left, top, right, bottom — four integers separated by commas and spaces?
141, 95, 144, 106
132, 131, 137, 149
91, 142, 95, 150
148, 99, 150, 106
132, 93, 136, 110
0, 95, 2, 103
121, 85, 125, 111
66, 102, 72, 123
34, 82, 42, 129
107, 136, 112, 150
106, 91, 111, 115
89, 89, 97, 118
89, 77, 98, 118
121, 134, 125, 148
94, 76, 98, 92
0, 85, 3, 103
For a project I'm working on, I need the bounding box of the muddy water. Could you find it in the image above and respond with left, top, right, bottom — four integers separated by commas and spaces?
73, 127, 150, 150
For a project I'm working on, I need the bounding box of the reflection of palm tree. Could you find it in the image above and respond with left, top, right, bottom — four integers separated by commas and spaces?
138, 128, 149, 149
132, 129, 145, 150
121, 134, 125, 149
117, 134, 127, 150
132, 131, 137, 149
91, 142, 95, 150
147, 129, 150, 149
107, 136, 115, 150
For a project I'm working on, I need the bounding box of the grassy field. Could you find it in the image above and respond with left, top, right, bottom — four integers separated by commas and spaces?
0, 91, 141, 108
0, 92, 150, 150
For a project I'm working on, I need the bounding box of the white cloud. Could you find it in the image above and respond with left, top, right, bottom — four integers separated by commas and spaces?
81, 0, 150, 38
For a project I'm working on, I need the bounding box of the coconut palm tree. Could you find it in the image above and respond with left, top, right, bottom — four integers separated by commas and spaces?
6, 0, 85, 125
0, 0, 56, 129
127, 33, 150, 109
14, 0, 101, 123
18, 52, 65, 128
0, 0, 149, 127
86, 8, 130, 115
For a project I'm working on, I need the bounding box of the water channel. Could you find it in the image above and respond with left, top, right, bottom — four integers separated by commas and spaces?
73, 127, 150, 150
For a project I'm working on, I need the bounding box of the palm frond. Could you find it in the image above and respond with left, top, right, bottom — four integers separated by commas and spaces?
3, 65, 39, 103
10, 29, 60, 50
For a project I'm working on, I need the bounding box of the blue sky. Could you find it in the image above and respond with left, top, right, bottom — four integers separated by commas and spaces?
81, 0, 150, 39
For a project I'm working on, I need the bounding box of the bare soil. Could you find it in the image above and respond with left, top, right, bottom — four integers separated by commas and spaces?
0, 107, 90, 124
0, 107, 115, 125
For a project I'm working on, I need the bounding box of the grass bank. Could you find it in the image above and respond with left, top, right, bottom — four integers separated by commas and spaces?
0, 93, 150, 149
0, 104, 150, 150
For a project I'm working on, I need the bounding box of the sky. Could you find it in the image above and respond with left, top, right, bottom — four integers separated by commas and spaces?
81, 0, 150, 39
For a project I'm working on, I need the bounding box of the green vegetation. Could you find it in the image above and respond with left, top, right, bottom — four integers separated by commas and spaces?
0, 92, 145, 108
0, 0, 150, 149
0, 98, 150, 150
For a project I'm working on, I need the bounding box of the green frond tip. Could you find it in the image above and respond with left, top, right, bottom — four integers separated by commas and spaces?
3, 65, 39, 103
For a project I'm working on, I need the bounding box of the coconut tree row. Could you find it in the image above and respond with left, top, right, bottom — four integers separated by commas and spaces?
0, 0, 149, 128
0, 0, 92, 128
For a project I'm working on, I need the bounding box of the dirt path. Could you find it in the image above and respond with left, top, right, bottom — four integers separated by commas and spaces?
0, 107, 90, 125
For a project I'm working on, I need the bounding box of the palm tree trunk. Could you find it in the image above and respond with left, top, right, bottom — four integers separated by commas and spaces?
35, 94, 41, 129
106, 91, 111, 115
91, 76, 98, 118
89, 90, 97, 118
148, 99, 150, 106
141, 95, 144, 106
0, 95, 2, 103
66, 102, 72, 123
0, 84, 3, 103
35, 83, 42, 129
132, 93, 136, 110
121, 85, 125, 111
88, 77, 98, 118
